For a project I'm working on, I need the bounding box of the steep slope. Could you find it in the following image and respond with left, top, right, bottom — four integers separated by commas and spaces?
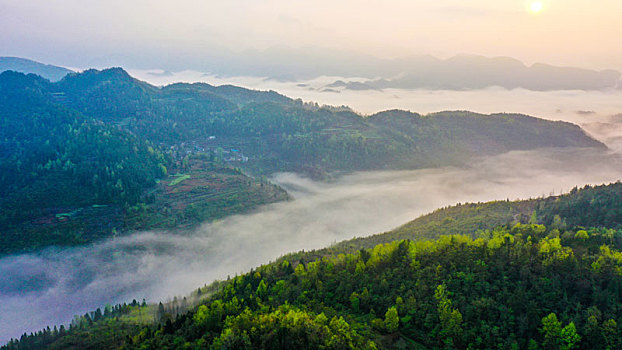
0, 68, 608, 255
130, 228, 622, 349
0, 71, 288, 255
333, 182, 622, 253
7, 183, 622, 349
49, 68, 606, 176
0, 71, 167, 252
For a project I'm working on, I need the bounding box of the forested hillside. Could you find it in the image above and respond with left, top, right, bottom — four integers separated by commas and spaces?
6, 183, 622, 349
0, 71, 287, 255
0, 68, 606, 255
51, 69, 604, 175
333, 182, 622, 254
5, 67, 604, 176
0, 71, 167, 253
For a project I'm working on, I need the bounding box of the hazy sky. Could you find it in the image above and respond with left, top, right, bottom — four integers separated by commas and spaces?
2, 0, 621, 71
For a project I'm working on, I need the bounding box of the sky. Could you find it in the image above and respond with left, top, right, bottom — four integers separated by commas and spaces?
1, 0, 622, 72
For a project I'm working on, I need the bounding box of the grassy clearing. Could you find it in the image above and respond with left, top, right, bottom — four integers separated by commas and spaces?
168, 174, 191, 186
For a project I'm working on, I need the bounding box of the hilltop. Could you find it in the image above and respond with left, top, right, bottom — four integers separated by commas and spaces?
0, 68, 606, 255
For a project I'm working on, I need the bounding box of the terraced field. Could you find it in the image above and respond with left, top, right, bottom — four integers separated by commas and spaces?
0, 158, 288, 256
124, 158, 289, 231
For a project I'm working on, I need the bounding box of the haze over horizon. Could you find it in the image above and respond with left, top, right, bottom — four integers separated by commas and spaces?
2, 0, 622, 75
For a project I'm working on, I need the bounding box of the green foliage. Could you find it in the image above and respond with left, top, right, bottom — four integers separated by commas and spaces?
2, 68, 619, 349
540, 314, 582, 350
434, 284, 463, 346
541, 313, 563, 348
333, 183, 622, 256
168, 174, 191, 186
384, 307, 399, 333
256, 280, 268, 298
601, 319, 619, 349
0, 68, 605, 254
575, 230, 589, 240
16, 222, 622, 350
13, 183, 622, 348
561, 322, 581, 350
2, 300, 147, 350
210, 307, 371, 350
0, 155, 287, 255
0, 71, 170, 254
538, 182, 622, 229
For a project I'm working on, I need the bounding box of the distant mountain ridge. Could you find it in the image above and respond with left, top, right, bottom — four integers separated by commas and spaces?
326, 55, 622, 91
4, 54, 620, 90
164, 47, 622, 90
0, 57, 73, 81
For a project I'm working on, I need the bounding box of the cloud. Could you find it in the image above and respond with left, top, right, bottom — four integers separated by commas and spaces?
128, 70, 622, 123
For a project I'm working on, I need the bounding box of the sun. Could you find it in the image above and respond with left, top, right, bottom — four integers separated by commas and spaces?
530, 1, 543, 13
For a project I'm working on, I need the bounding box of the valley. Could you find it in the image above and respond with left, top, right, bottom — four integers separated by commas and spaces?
5, 168, 622, 349
5, 0, 622, 348
1, 145, 621, 344
1, 65, 622, 346
0, 68, 605, 256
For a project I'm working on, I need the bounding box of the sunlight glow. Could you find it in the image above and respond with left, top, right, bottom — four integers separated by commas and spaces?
530, 1, 543, 13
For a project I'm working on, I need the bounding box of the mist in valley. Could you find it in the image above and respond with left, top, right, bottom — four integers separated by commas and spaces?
2, 142, 622, 342
3, 71, 622, 343
5, 0, 622, 346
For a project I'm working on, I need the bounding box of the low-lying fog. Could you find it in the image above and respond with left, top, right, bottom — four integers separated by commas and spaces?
130, 70, 622, 117
2, 146, 622, 342
3, 74, 622, 343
